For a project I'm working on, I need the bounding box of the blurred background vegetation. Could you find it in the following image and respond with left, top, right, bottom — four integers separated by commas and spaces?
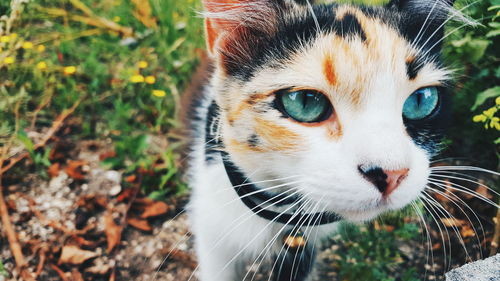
0, 0, 498, 280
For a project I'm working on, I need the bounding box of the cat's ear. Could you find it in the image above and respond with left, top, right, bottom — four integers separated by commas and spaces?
387, 0, 462, 52
202, 0, 279, 56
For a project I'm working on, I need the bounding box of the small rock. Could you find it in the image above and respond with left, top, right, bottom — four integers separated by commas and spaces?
445, 254, 500, 281
109, 185, 122, 196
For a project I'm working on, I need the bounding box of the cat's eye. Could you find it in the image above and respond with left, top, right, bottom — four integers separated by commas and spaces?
278, 90, 332, 123
403, 87, 439, 120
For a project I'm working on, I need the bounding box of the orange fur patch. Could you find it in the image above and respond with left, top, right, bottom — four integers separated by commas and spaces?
323, 56, 336, 86
254, 118, 301, 151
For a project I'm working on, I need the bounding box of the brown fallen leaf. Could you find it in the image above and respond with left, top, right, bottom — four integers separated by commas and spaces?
460, 225, 476, 238
58, 245, 98, 265
71, 268, 85, 281
127, 217, 152, 232
99, 150, 116, 161
65, 160, 88, 180
440, 217, 465, 228
139, 200, 170, 219
476, 185, 494, 200
117, 188, 136, 203
131, 0, 157, 29
48, 162, 61, 178
104, 212, 122, 252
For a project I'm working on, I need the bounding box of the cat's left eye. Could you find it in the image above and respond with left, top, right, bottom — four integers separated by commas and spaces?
277, 90, 332, 123
403, 87, 440, 120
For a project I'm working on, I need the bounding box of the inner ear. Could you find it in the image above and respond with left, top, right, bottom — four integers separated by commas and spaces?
202, 0, 280, 54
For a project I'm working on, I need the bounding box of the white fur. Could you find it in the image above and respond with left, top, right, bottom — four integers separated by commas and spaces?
188, 2, 455, 281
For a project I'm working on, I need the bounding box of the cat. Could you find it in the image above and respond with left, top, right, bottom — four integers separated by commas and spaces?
186, 0, 467, 280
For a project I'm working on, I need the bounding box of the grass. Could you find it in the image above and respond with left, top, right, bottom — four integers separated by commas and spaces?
0, 0, 498, 280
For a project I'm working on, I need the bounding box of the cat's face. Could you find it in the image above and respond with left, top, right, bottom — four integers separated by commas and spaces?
204, 0, 455, 221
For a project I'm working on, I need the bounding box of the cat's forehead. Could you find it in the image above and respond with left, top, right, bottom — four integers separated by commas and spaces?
222, 3, 449, 85
234, 5, 450, 102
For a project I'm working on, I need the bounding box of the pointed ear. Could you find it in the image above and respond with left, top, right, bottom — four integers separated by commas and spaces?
202, 0, 279, 56
388, 0, 460, 53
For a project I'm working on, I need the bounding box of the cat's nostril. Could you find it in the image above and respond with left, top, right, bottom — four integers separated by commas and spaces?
358, 165, 409, 196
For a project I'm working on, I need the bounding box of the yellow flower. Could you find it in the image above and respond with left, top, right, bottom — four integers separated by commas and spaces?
113, 16, 121, 22
36, 61, 47, 70
473, 114, 487, 123
22, 41, 33, 49
9, 33, 17, 40
145, 75, 156, 84
483, 107, 498, 118
130, 74, 145, 83
138, 61, 148, 69
496, 96, 500, 105
4, 57, 15, 64
63, 66, 77, 75
37, 44, 46, 52
152, 89, 166, 97
0, 36, 10, 43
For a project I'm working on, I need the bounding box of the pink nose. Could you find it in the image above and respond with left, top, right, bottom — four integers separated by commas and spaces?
358, 166, 409, 196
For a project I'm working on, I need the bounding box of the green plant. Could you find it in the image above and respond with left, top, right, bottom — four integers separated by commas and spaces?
443, 0, 500, 165
331, 220, 421, 281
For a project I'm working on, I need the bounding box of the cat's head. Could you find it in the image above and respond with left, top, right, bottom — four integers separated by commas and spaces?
203, 0, 459, 221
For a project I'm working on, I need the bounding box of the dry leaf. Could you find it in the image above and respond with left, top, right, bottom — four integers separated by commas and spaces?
440, 217, 464, 228
104, 212, 122, 252
460, 225, 476, 238
99, 150, 116, 161
58, 245, 98, 265
476, 185, 494, 200
65, 160, 88, 180
117, 188, 136, 203
131, 0, 157, 28
127, 217, 152, 232
48, 163, 61, 178
71, 268, 85, 281
124, 174, 137, 183
139, 200, 169, 218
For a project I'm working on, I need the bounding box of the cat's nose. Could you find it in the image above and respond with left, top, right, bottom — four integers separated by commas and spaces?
358, 165, 409, 196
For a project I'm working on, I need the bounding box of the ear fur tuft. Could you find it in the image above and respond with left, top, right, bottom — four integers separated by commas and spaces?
202, 0, 279, 56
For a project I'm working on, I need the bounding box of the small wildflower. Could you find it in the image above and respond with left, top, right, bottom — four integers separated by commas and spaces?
152, 89, 166, 97
63, 66, 77, 75
0, 36, 10, 43
473, 114, 487, 123
130, 74, 145, 83
138, 61, 148, 69
36, 61, 47, 70
22, 41, 34, 49
496, 96, 500, 105
145, 75, 156, 84
9, 33, 17, 40
37, 44, 46, 52
4, 56, 15, 64
113, 16, 121, 22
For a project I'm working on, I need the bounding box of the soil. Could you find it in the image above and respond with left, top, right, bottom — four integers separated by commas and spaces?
0, 137, 497, 281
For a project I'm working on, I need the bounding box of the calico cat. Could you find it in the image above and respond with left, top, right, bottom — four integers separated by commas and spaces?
186, 0, 465, 280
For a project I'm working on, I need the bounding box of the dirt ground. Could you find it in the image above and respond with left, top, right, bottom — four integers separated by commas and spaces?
1, 136, 497, 281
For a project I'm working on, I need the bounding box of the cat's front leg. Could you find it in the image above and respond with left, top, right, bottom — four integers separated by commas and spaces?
194, 229, 240, 281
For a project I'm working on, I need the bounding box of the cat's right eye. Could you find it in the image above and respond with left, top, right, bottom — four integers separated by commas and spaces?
277, 90, 332, 123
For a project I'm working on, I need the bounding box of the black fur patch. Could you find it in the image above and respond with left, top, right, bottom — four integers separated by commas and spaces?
403, 87, 452, 155
247, 134, 260, 147
406, 58, 423, 80
205, 102, 221, 162
226, 4, 378, 80
272, 242, 316, 281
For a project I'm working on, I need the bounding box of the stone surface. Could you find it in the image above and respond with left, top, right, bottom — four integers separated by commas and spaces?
445, 254, 500, 281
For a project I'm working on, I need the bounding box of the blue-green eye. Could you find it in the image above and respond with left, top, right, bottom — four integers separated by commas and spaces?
279, 90, 331, 123
403, 87, 439, 120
